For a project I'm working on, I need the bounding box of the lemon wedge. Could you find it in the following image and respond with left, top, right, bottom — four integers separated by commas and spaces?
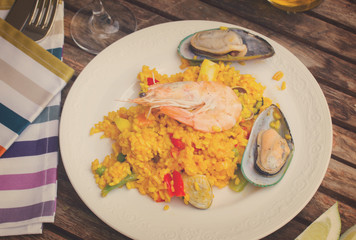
296, 202, 341, 240
340, 224, 356, 240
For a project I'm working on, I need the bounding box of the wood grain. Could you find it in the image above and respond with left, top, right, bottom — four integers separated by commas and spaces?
322, 158, 356, 202
311, 0, 356, 30
321, 83, 356, 130
332, 125, 356, 166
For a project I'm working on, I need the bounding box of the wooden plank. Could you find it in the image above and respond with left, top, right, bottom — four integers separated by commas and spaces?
200, 0, 356, 63
332, 125, 356, 166
312, 0, 356, 30
322, 158, 356, 202
64, 0, 135, 11
320, 83, 356, 130
62, 43, 92, 75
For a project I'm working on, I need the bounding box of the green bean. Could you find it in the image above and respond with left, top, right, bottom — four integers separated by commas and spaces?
229, 167, 248, 192
101, 173, 138, 197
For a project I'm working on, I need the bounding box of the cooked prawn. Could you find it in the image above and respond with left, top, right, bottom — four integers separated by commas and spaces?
130, 81, 242, 133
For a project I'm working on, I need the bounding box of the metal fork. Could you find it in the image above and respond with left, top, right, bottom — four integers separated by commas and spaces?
5, 0, 58, 41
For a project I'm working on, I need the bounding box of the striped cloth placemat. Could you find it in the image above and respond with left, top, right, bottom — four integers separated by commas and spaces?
0, 0, 74, 236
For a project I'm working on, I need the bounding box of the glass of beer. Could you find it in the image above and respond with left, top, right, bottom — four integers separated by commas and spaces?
268, 0, 323, 12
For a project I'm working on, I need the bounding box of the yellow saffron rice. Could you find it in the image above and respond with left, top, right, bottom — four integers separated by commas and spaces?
90, 62, 271, 203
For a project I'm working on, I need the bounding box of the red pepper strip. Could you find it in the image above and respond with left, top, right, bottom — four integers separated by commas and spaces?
171, 138, 185, 150
169, 133, 185, 150
164, 173, 174, 197
147, 77, 159, 86
172, 170, 185, 197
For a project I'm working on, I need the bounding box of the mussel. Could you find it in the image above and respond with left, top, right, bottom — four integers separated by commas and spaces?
241, 104, 294, 187
191, 29, 248, 57
255, 128, 291, 176
178, 27, 275, 62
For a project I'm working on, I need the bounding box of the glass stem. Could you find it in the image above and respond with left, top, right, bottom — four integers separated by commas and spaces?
89, 0, 118, 34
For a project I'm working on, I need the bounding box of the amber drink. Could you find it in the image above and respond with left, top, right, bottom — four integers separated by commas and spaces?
268, 0, 323, 12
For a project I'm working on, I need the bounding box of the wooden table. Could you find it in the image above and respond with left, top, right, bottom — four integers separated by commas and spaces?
5, 0, 356, 239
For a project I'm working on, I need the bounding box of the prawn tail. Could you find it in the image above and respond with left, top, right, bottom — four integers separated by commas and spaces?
160, 106, 194, 127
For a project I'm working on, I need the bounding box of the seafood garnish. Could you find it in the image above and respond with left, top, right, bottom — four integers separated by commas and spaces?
130, 80, 242, 133
183, 175, 213, 209
255, 128, 290, 175
241, 104, 294, 187
178, 27, 275, 62
190, 29, 247, 57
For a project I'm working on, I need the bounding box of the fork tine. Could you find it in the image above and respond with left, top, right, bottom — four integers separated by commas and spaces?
42, 0, 57, 29
27, 0, 39, 26
33, 0, 46, 27
22, 0, 58, 41
42, 0, 54, 28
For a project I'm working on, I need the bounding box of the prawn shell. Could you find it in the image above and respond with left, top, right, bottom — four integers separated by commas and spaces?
178, 28, 275, 62
240, 104, 295, 187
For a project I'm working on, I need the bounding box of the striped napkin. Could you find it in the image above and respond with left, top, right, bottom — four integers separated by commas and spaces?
0, 0, 74, 236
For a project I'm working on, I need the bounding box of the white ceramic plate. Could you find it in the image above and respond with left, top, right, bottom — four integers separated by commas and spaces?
60, 20, 332, 240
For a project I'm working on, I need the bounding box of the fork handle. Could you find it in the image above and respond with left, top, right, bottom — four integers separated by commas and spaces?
5, 0, 38, 31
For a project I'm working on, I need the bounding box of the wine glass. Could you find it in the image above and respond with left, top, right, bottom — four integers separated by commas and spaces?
70, 0, 137, 55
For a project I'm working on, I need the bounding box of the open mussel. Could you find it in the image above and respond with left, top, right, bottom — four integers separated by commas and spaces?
241, 104, 294, 187
191, 29, 248, 58
255, 128, 291, 176
178, 27, 275, 62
